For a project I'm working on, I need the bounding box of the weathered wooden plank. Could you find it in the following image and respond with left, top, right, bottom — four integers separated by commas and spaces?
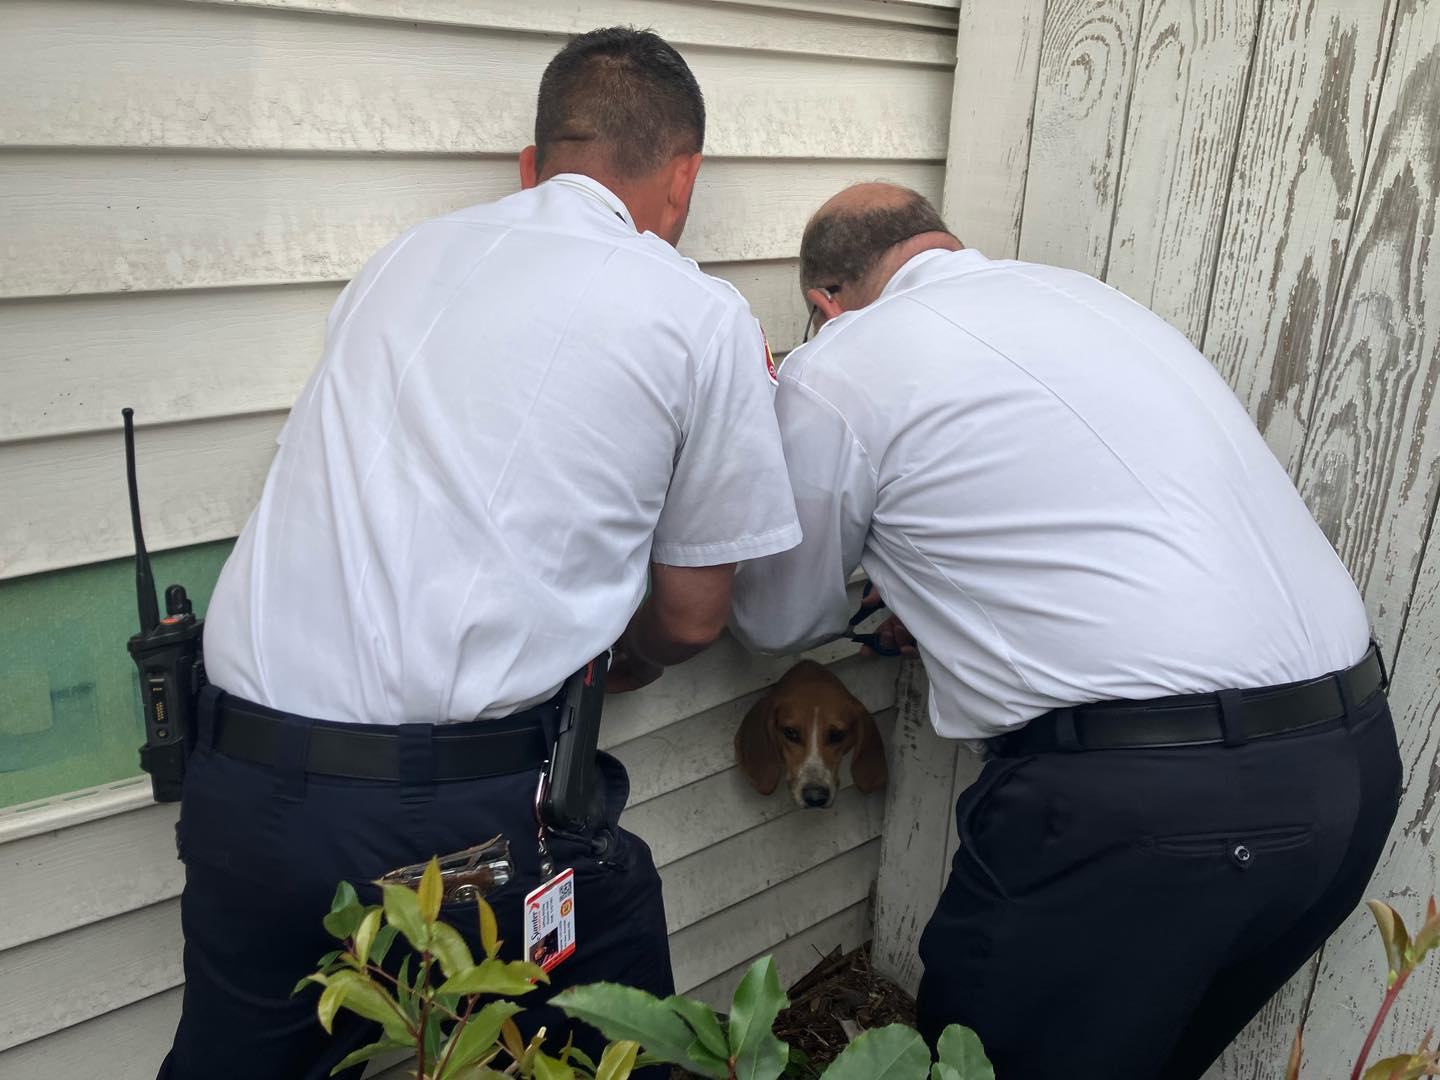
669, 842, 879, 994
940, 0, 1046, 258
1016, 0, 1145, 276
660, 786, 884, 933
686, 900, 871, 1010
870, 661, 958, 995
1104, 0, 1262, 342
0, 260, 815, 445
1292, 0, 1440, 652
2, 2, 952, 156
0, 154, 943, 301
0, 986, 180, 1080
1274, 2, 1440, 1068
192, 0, 960, 45
1200, 0, 1397, 472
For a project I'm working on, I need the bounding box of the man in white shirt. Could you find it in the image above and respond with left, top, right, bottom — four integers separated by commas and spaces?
162, 29, 800, 1080
732, 183, 1400, 1080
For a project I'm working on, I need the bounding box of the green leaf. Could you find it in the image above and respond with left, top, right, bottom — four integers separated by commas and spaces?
930, 1065, 962, 1080
323, 881, 365, 941
532, 1051, 576, 1080
1369, 900, 1411, 980
423, 1009, 445, 1072
935, 1025, 993, 1080
480, 895, 501, 959
396, 955, 419, 1021
354, 908, 381, 968
727, 957, 789, 1080
820, 1025, 930, 1080
384, 882, 429, 952
293, 972, 327, 997
317, 983, 345, 1034
419, 857, 444, 925
1358, 1053, 1440, 1080
371, 924, 400, 969
328, 970, 411, 1042
551, 983, 698, 1067
596, 1040, 641, 1080
665, 995, 730, 1064
438, 957, 547, 997
430, 920, 476, 980
566, 1042, 598, 1073
330, 1038, 414, 1076
437, 1001, 523, 1077
501, 1017, 527, 1061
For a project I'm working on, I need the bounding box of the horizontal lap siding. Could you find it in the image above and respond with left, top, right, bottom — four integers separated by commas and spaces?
1, 0, 952, 1068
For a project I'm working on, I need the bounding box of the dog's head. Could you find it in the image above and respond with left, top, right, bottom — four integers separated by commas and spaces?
735, 660, 888, 809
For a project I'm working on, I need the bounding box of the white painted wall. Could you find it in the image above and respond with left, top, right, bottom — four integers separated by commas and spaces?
0, 1, 956, 1073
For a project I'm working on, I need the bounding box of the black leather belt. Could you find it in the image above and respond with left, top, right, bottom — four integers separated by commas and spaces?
212, 692, 553, 781
991, 647, 1387, 757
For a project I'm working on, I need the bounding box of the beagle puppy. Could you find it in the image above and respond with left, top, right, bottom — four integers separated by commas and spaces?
735, 660, 888, 809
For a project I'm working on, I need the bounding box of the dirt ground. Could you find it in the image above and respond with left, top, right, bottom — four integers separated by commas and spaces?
672, 943, 916, 1077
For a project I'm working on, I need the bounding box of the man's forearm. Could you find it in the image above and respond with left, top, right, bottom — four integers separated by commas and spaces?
621, 561, 737, 668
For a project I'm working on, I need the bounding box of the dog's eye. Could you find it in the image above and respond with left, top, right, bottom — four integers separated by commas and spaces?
827, 729, 846, 745
781, 727, 802, 743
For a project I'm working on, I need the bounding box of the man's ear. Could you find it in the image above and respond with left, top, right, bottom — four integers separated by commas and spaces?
736, 693, 783, 795
667, 151, 703, 210
850, 706, 888, 793
519, 145, 540, 189
806, 287, 846, 323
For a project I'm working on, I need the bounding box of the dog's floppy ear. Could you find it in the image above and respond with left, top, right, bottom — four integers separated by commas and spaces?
850, 705, 888, 793
736, 693, 783, 795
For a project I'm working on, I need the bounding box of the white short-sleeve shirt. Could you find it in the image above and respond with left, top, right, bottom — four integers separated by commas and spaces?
205, 174, 801, 724
731, 248, 1369, 740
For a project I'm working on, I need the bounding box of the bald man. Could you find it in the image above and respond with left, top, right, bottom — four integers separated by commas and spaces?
731, 184, 1399, 1080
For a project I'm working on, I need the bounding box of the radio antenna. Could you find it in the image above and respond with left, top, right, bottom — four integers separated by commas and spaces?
123, 408, 161, 633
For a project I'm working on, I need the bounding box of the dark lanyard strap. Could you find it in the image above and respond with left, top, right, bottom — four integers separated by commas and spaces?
845, 582, 904, 657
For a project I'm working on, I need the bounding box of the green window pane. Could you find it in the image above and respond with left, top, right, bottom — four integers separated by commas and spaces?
0, 541, 231, 809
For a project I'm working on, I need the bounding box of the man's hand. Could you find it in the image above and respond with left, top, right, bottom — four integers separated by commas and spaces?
856, 584, 918, 658
862, 613, 918, 658
607, 562, 736, 692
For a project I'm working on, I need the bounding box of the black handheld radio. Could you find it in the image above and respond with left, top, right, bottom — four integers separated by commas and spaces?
123, 408, 207, 802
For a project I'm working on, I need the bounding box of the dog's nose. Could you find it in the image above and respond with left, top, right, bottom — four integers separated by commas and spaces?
801, 785, 832, 808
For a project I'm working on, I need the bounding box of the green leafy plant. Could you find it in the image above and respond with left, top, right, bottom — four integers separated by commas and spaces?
304, 862, 994, 1080
551, 956, 991, 1080
1287, 898, 1440, 1080
300, 858, 640, 1079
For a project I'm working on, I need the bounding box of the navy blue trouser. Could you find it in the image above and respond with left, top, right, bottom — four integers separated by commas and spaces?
158, 697, 673, 1080
916, 686, 1401, 1080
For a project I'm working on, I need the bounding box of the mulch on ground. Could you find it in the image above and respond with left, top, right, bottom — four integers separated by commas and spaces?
671, 943, 916, 1078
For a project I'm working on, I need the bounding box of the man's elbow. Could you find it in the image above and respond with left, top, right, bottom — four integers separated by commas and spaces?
666, 608, 730, 651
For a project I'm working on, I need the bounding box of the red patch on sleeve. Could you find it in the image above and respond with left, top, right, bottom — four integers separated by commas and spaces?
762, 328, 779, 385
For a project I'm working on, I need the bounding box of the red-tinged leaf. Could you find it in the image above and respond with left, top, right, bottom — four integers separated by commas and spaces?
1410, 899, 1440, 967
1369, 901, 1410, 979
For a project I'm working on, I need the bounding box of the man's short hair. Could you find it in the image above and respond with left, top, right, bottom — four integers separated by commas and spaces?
800, 188, 951, 294
535, 27, 705, 178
